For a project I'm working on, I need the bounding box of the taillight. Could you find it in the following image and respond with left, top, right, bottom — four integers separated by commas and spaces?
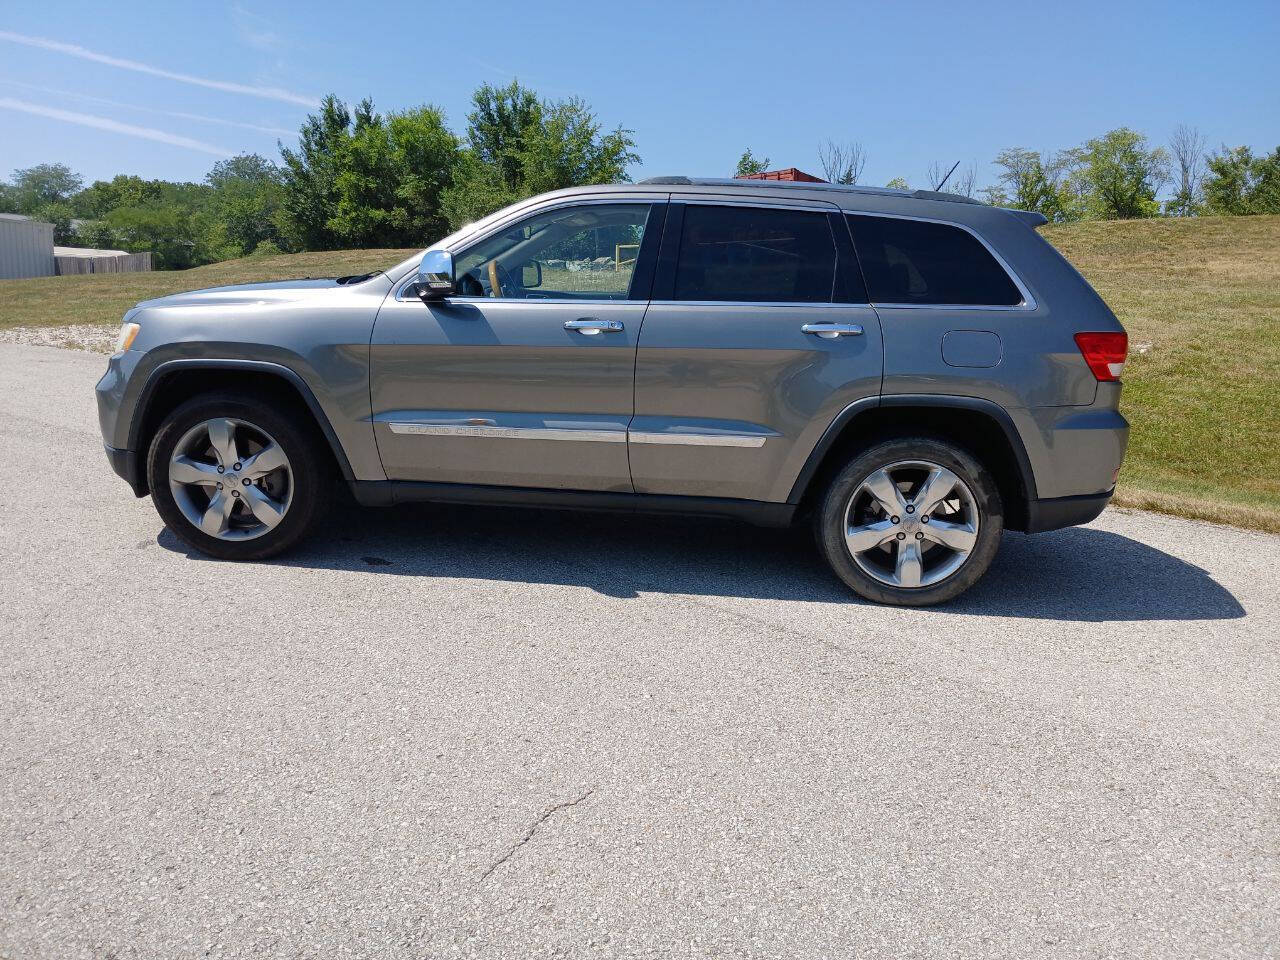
1074, 332, 1128, 382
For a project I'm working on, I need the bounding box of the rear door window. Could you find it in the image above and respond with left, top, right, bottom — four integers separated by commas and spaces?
846, 214, 1023, 306
673, 205, 838, 303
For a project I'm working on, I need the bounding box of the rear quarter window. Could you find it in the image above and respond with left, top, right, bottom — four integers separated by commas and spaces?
847, 214, 1023, 306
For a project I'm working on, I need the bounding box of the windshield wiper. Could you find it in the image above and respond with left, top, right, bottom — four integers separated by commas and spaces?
335, 270, 384, 285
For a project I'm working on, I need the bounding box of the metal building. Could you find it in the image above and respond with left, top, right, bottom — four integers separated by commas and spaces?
0, 214, 56, 280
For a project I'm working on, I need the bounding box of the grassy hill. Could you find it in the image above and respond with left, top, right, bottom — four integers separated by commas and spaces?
2, 217, 1278, 532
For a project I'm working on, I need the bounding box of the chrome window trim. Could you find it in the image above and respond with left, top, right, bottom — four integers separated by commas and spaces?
843, 210, 1038, 311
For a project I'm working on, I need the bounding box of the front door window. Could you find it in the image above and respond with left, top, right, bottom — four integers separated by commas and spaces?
454, 203, 652, 300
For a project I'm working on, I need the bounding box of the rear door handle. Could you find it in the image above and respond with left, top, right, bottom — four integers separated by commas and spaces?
801, 322, 864, 339
564, 318, 624, 335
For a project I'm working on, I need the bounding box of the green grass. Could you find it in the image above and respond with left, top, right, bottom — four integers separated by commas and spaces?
3, 216, 1278, 531
1042, 215, 1280, 532
0, 248, 418, 333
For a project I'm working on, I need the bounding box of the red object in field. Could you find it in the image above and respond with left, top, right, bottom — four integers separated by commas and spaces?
1074, 331, 1129, 381
736, 167, 827, 183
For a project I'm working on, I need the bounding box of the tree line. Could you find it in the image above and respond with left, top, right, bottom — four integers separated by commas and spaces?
747, 126, 1280, 222
2, 89, 1276, 272
0, 81, 637, 270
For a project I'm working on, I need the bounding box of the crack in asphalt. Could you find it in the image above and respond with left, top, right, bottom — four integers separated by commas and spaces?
479, 788, 595, 881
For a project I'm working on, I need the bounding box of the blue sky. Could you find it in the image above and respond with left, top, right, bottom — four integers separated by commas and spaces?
1, 0, 1277, 194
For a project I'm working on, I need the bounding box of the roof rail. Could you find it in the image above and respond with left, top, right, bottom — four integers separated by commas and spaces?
636, 176, 982, 205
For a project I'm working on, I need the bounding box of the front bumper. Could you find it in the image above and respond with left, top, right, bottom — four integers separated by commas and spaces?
97, 350, 148, 496
105, 444, 146, 497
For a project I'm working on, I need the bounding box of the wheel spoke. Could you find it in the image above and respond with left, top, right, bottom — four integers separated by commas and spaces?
861, 469, 908, 517
243, 485, 286, 530
923, 518, 977, 553
845, 518, 897, 553
170, 456, 220, 486
894, 539, 923, 588
239, 442, 287, 479
199, 489, 236, 536
912, 466, 960, 515
206, 419, 239, 469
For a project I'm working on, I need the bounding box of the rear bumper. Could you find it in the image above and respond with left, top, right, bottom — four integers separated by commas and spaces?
105, 444, 146, 497
1023, 490, 1112, 534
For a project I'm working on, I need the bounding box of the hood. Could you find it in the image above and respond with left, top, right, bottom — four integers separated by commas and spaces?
134, 273, 380, 310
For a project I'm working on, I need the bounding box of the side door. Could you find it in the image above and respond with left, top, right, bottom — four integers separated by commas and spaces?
370, 198, 664, 491
631, 199, 883, 502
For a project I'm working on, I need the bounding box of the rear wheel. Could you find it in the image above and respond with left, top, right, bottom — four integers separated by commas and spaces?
147, 393, 330, 560
816, 437, 1003, 606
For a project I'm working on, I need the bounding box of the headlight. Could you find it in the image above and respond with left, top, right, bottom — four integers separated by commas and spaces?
113, 321, 140, 354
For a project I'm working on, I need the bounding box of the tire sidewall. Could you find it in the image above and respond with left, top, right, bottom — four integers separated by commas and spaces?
817, 437, 1003, 606
147, 394, 325, 560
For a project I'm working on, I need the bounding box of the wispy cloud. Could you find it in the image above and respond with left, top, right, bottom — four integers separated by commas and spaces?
0, 79, 296, 137
0, 30, 318, 107
0, 98, 234, 156
231, 4, 282, 52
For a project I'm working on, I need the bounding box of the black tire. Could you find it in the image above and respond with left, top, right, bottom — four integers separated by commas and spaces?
815, 436, 1003, 606
147, 391, 331, 560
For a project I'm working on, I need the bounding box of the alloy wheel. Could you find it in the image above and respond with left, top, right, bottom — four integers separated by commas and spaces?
168, 417, 293, 541
842, 459, 980, 589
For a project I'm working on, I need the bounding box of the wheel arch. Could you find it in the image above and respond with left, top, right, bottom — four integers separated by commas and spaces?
129, 359, 356, 497
787, 395, 1038, 532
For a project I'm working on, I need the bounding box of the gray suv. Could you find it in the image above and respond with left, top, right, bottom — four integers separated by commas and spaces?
96, 177, 1129, 605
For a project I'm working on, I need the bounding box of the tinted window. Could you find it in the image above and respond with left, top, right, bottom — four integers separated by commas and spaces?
674, 206, 837, 303
847, 215, 1023, 306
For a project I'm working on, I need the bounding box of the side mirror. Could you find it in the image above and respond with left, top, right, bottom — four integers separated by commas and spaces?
415, 249, 454, 301
520, 261, 543, 289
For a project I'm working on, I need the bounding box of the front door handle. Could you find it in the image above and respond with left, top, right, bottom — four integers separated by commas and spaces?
564, 318, 624, 335
801, 322, 864, 339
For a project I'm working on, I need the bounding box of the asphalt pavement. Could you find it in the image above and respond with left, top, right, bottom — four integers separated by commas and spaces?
1, 343, 1277, 959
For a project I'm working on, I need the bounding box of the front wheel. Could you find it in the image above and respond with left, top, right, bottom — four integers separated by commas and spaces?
816, 437, 1003, 606
146, 393, 330, 561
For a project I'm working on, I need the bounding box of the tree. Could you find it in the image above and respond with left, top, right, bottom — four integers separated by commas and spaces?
103, 204, 201, 269
441, 81, 638, 229
74, 175, 167, 219
464, 80, 541, 196
1251, 148, 1280, 214
278, 95, 461, 249
885, 177, 910, 190
1203, 145, 1280, 215
734, 149, 770, 177
329, 104, 459, 247
987, 148, 1067, 219
1166, 124, 1206, 216
33, 202, 77, 244
1074, 128, 1169, 219
205, 154, 287, 256
6, 163, 83, 213
818, 140, 866, 184
277, 95, 357, 251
